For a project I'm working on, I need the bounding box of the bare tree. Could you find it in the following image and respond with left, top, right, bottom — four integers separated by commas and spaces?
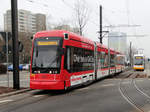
127, 44, 137, 66
73, 0, 89, 36
19, 32, 32, 63
53, 18, 71, 30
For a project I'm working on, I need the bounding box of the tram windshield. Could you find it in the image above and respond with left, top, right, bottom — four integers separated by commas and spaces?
134, 56, 144, 65
32, 37, 63, 73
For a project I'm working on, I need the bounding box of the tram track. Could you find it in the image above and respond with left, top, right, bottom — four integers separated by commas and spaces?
119, 72, 150, 112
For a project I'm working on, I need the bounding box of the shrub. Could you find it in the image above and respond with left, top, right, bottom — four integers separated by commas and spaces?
0, 63, 7, 74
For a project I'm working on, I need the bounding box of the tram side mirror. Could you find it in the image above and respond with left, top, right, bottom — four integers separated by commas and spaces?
64, 33, 69, 40
31, 36, 33, 40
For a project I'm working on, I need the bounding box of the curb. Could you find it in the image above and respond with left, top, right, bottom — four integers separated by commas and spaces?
0, 88, 31, 98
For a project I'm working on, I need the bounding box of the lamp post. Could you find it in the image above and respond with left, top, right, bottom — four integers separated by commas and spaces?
108, 32, 110, 75
11, 0, 20, 89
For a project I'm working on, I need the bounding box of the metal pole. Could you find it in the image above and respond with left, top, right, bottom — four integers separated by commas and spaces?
108, 35, 110, 75
6, 32, 9, 87
130, 42, 132, 67
11, 0, 20, 89
100, 5, 102, 44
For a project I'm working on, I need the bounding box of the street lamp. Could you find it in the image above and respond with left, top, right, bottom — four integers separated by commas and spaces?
11, 0, 20, 90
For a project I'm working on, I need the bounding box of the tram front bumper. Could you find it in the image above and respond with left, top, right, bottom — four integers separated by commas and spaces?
133, 67, 144, 70
30, 80, 64, 90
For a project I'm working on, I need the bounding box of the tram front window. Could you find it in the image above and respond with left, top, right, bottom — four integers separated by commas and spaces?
134, 57, 144, 65
134, 60, 143, 65
32, 37, 63, 73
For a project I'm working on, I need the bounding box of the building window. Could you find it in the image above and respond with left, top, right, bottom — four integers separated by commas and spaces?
20, 12, 24, 14
19, 18, 24, 21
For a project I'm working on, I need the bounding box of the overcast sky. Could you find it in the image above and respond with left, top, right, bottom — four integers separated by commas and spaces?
0, 0, 150, 57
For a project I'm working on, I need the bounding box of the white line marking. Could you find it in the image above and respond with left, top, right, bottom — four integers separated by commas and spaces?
101, 84, 115, 87
136, 79, 143, 82
33, 95, 45, 98
122, 81, 130, 84
0, 100, 13, 104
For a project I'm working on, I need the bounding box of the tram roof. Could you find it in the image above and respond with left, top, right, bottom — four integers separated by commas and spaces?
134, 54, 144, 57
34, 30, 94, 45
95, 42, 122, 54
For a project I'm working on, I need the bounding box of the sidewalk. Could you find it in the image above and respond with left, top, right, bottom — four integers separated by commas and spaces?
0, 71, 30, 88
0, 71, 30, 96
0, 87, 31, 98
145, 61, 150, 78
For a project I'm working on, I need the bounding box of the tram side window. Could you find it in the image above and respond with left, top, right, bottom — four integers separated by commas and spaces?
116, 56, 125, 65
116, 56, 120, 65
97, 52, 101, 69
64, 46, 94, 73
100, 52, 105, 68
110, 54, 115, 67
100, 52, 108, 68
64, 47, 71, 70
104, 54, 108, 67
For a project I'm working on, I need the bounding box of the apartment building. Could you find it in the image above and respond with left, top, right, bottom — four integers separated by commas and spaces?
4, 9, 46, 34
108, 32, 127, 54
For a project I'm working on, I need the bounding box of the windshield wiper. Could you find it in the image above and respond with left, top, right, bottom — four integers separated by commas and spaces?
48, 55, 59, 67
36, 46, 38, 57
32, 66, 43, 70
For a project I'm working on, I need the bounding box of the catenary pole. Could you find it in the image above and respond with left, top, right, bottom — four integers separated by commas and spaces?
11, 0, 20, 89
100, 5, 102, 44
130, 42, 132, 67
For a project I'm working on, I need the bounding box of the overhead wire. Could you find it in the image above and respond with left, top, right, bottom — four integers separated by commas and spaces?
25, 0, 73, 30
25, 0, 143, 41
124, 0, 147, 53
25, 0, 68, 18
125, 0, 138, 50
62, 0, 124, 31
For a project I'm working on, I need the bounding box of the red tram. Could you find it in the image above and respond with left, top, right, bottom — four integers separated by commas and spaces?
30, 30, 125, 90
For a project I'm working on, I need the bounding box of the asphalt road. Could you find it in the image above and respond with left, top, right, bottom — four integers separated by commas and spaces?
0, 75, 150, 112
0, 63, 150, 112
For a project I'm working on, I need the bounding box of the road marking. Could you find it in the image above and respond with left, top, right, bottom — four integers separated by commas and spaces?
122, 81, 130, 84
101, 84, 115, 87
33, 95, 45, 98
0, 100, 13, 104
136, 79, 143, 82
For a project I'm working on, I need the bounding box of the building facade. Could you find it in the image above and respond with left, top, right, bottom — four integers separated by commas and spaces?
108, 32, 127, 54
4, 9, 46, 34
35, 14, 46, 32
